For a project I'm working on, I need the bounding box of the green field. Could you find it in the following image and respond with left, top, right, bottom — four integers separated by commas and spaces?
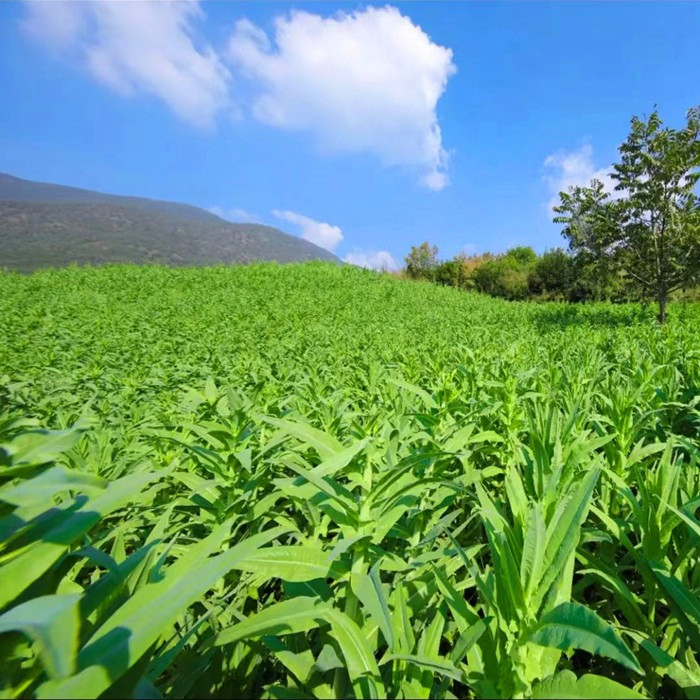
1, 263, 699, 699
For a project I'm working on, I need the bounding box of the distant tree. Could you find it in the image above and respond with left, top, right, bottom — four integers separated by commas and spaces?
504, 246, 538, 267
527, 248, 575, 299
434, 259, 461, 287
405, 242, 439, 281
472, 256, 529, 300
554, 107, 700, 323
453, 251, 494, 289
470, 247, 535, 300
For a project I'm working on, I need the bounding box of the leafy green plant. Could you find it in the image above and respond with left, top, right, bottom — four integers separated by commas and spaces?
1, 262, 699, 698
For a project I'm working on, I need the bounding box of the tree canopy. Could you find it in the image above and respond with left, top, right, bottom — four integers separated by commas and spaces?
405, 242, 439, 281
554, 106, 700, 322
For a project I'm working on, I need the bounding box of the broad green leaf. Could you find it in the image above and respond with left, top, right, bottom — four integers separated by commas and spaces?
214, 597, 331, 646
234, 545, 342, 582
534, 468, 599, 611
521, 502, 546, 600
326, 608, 385, 699
432, 565, 480, 634
526, 601, 643, 674
37, 525, 289, 698
350, 563, 394, 647
665, 501, 700, 542
2, 429, 83, 467
450, 617, 491, 665
469, 431, 504, 444
312, 439, 370, 478
383, 653, 465, 683
262, 636, 317, 687
387, 379, 437, 410
626, 440, 668, 467
325, 534, 370, 565
390, 580, 416, 654
532, 670, 645, 698
649, 561, 700, 649
282, 462, 357, 518
261, 417, 344, 460
0, 594, 81, 679
0, 471, 160, 608
0, 466, 106, 507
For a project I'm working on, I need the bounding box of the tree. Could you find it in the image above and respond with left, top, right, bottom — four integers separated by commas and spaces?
527, 248, 575, 299
568, 253, 632, 303
554, 107, 700, 323
405, 242, 439, 281
472, 256, 529, 300
434, 259, 461, 287
453, 251, 494, 290
504, 246, 538, 267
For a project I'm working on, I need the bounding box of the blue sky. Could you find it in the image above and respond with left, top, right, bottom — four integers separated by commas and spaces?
1, 1, 698, 269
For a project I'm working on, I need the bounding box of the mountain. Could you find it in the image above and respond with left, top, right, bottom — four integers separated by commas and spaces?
0, 173, 339, 272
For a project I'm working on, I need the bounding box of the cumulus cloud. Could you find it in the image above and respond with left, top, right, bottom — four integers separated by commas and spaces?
228, 7, 456, 189
344, 250, 399, 271
273, 210, 343, 252
209, 205, 259, 223
22, 3, 457, 188
543, 144, 619, 211
22, 0, 232, 128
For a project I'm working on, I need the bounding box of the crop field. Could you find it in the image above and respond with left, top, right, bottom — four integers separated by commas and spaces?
1, 262, 699, 699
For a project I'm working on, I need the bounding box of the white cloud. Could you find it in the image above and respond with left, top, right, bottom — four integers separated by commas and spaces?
209, 205, 259, 223
22, 3, 458, 188
228, 7, 456, 189
344, 250, 399, 271
543, 144, 619, 211
21, 0, 86, 52
22, 0, 232, 128
273, 210, 343, 252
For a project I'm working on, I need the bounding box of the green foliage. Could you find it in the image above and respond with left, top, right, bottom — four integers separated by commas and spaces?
0, 262, 699, 698
528, 249, 575, 299
403, 242, 673, 304
504, 246, 538, 267
554, 106, 700, 322
434, 259, 462, 287
404, 242, 439, 281
440, 251, 495, 291
472, 248, 536, 300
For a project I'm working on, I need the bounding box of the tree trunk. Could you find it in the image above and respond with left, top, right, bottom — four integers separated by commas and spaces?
657, 292, 667, 324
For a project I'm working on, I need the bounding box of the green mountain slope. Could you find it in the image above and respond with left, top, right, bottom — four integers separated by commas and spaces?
0, 172, 221, 222
0, 173, 339, 271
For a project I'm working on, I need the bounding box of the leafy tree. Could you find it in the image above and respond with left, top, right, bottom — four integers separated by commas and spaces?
504, 246, 538, 267
471, 247, 535, 300
554, 107, 700, 323
434, 259, 461, 287
405, 242, 439, 281
472, 256, 529, 300
567, 254, 631, 303
453, 251, 494, 289
528, 248, 575, 299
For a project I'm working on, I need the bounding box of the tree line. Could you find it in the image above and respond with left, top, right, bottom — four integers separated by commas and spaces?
404, 106, 700, 323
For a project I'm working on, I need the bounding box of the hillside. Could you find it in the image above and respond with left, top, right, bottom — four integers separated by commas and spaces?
0, 172, 221, 222
0, 173, 339, 271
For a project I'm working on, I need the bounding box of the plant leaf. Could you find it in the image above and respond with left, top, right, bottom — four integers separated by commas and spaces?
0, 594, 81, 679
532, 670, 645, 698
526, 602, 643, 674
